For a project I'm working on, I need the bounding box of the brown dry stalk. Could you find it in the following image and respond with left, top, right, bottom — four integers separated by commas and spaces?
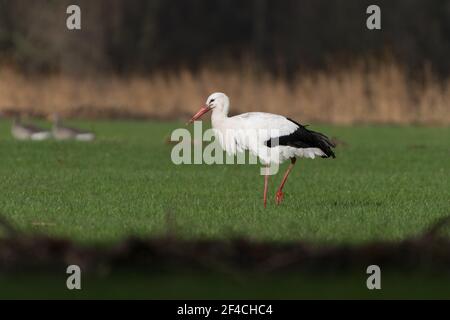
0, 62, 449, 124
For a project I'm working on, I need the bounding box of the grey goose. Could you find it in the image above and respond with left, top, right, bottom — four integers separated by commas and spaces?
51, 114, 95, 141
11, 116, 51, 141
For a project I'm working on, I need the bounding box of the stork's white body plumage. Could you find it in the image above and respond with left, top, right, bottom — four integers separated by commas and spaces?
189, 92, 335, 207
212, 111, 326, 164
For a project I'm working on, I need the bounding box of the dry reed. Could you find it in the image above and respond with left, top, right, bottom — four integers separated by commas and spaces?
0, 61, 449, 125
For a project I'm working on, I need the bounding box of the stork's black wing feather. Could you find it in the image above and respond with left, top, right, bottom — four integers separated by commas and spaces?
265, 118, 336, 158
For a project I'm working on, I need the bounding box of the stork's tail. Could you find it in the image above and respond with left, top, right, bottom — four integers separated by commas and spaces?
309, 130, 336, 158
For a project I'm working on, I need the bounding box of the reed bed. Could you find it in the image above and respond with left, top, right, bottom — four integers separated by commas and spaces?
0, 61, 449, 124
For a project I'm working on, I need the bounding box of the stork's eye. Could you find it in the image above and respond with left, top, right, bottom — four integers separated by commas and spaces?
210, 99, 215, 103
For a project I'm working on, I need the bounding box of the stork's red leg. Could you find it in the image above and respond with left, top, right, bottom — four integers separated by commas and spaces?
263, 166, 269, 208
276, 158, 297, 205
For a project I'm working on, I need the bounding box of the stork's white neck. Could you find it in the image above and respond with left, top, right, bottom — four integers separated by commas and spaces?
211, 105, 229, 129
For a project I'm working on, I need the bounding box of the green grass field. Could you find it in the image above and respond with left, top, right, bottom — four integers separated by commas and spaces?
0, 120, 449, 243
2, 272, 450, 299
1, 119, 450, 299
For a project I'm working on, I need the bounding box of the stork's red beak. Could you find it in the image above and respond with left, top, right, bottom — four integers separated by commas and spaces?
188, 105, 211, 124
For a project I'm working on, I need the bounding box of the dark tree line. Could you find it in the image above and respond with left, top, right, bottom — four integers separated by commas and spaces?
0, 0, 449, 76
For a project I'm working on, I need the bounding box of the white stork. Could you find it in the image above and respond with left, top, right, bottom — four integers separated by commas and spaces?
188, 92, 336, 207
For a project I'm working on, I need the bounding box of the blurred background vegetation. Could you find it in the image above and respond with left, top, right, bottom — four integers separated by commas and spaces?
0, 0, 449, 123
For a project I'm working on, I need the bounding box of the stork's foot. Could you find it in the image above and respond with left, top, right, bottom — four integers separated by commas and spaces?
275, 190, 284, 205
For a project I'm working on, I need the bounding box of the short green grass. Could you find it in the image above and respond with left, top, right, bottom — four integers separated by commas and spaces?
0, 120, 449, 243
1, 119, 450, 299
2, 271, 450, 299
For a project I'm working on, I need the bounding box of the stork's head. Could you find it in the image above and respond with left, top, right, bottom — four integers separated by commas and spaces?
206, 92, 229, 112
188, 92, 229, 124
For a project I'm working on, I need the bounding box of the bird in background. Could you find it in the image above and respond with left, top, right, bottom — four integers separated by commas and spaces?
11, 115, 51, 141
188, 92, 336, 207
51, 113, 95, 141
